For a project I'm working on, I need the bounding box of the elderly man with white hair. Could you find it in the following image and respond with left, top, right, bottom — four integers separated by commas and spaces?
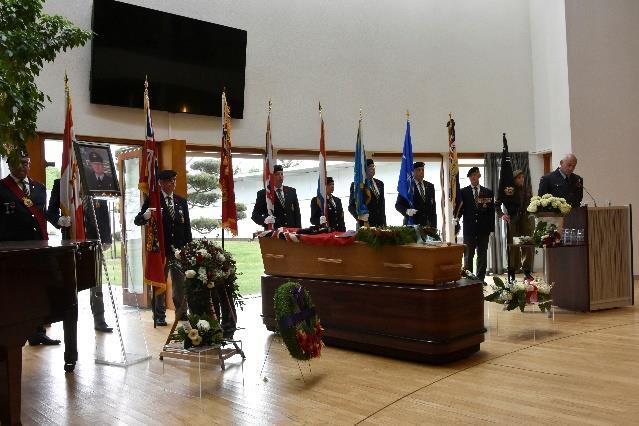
538, 153, 583, 208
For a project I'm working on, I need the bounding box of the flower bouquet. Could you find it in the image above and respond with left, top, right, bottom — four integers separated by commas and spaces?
485, 275, 553, 312
356, 225, 440, 249
169, 313, 224, 349
532, 221, 562, 248
527, 194, 572, 216
173, 239, 243, 316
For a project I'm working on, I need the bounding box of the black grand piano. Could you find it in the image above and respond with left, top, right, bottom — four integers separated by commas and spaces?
0, 240, 99, 426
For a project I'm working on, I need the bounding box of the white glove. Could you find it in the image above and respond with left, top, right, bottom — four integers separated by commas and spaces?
57, 216, 71, 227
406, 208, 417, 217
319, 216, 327, 225
358, 213, 369, 222
102, 243, 112, 251
143, 208, 153, 220
264, 215, 276, 225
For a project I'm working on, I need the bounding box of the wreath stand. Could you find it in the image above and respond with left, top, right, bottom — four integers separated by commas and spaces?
159, 290, 245, 371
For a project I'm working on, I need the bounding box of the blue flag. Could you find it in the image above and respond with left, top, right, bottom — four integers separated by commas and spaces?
353, 119, 369, 219
397, 119, 414, 224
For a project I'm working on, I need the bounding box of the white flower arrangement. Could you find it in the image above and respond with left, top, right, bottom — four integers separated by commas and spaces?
170, 313, 223, 349
485, 275, 554, 312
527, 195, 572, 216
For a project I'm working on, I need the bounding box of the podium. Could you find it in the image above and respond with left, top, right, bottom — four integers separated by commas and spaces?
545, 206, 634, 311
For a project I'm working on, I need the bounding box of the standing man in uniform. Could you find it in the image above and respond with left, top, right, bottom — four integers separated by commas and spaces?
310, 177, 346, 232
0, 152, 60, 345
134, 170, 192, 326
47, 178, 113, 332
395, 161, 437, 227
349, 159, 386, 227
252, 164, 301, 229
497, 170, 534, 282
538, 153, 583, 208
456, 166, 495, 281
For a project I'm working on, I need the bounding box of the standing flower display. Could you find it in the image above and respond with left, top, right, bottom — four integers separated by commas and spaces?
169, 313, 223, 349
485, 276, 553, 312
173, 239, 243, 317
527, 194, 572, 216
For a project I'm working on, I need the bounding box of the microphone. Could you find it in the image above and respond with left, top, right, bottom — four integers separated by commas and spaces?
583, 186, 598, 207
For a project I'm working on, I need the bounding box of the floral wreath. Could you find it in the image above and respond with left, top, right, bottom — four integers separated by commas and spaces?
274, 281, 323, 360
356, 225, 440, 249
485, 275, 553, 312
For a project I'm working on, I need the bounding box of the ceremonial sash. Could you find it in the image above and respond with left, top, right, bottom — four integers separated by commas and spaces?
1, 176, 48, 240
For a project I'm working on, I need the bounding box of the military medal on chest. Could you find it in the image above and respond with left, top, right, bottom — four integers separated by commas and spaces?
23, 197, 33, 207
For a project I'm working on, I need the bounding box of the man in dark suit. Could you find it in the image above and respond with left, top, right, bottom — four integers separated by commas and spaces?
252, 164, 302, 229
134, 170, 192, 326
538, 153, 583, 208
395, 161, 437, 227
456, 166, 495, 280
310, 177, 346, 232
349, 159, 386, 227
47, 179, 113, 332
85, 150, 116, 192
0, 153, 60, 345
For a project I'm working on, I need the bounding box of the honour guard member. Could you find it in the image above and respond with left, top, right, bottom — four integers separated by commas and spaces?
395, 161, 437, 227
252, 164, 301, 229
310, 177, 346, 231
349, 159, 386, 227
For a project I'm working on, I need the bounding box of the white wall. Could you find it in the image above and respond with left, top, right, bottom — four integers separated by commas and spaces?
37, 0, 536, 154
564, 0, 639, 273
528, 0, 572, 158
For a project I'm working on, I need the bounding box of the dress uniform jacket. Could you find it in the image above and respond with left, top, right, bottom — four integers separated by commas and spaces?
538, 169, 583, 208
310, 195, 346, 232
47, 179, 112, 243
134, 193, 192, 253
348, 178, 386, 227
85, 171, 116, 192
0, 175, 47, 241
395, 180, 437, 227
457, 185, 495, 239
252, 186, 302, 230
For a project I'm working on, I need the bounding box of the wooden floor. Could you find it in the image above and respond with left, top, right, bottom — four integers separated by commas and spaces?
20, 278, 639, 425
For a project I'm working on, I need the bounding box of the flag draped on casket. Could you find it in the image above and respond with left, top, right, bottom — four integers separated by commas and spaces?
397, 117, 414, 225
263, 102, 276, 230
352, 118, 369, 221
139, 82, 166, 292
60, 75, 85, 240
497, 133, 515, 203
219, 91, 238, 236
316, 104, 328, 225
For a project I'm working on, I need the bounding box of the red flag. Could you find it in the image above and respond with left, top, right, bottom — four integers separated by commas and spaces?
139, 80, 166, 292
219, 91, 238, 236
61, 74, 85, 240
263, 100, 277, 230
317, 103, 328, 224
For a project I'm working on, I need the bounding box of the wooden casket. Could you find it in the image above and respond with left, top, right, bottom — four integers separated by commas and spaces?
259, 237, 464, 285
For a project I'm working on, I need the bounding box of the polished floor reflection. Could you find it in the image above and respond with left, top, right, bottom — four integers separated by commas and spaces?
20, 279, 639, 424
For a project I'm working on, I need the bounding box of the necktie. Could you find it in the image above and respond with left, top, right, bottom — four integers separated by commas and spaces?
473, 186, 479, 204
20, 179, 30, 196
166, 196, 175, 219
329, 196, 335, 209
370, 179, 380, 198
277, 188, 285, 206
418, 182, 425, 200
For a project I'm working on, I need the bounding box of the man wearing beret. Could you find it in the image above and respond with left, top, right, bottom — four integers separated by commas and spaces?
85, 150, 115, 192
47, 179, 113, 332
349, 158, 386, 227
310, 177, 346, 232
538, 153, 583, 208
252, 164, 302, 229
395, 161, 437, 227
497, 169, 534, 282
0, 152, 60, 345
134, 170, 192, 326
455, 166, 495, 281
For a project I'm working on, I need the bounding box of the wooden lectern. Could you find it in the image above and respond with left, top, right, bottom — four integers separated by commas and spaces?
545, 206, 634, 311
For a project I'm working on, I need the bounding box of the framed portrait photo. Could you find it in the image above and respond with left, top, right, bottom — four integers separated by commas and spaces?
74, 141, 121, 197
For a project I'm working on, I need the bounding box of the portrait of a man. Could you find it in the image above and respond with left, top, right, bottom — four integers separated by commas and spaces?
76, 142, 120, 195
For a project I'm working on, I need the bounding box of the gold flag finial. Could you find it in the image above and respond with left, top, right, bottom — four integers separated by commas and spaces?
359, 108, 363, 120
449, 112, 452, 120
319, 101, 322, 114
64, 72, 69, 95
406, 109, 410, 121
268, 98, 272, 112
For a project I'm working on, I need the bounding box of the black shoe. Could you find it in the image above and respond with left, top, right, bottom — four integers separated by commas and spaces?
94, 320, 113, 333
156, 320, 168, 326
28, 333, 61, 346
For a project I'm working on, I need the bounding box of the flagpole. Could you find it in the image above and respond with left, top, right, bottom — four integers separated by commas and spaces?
221, 90, 225, 251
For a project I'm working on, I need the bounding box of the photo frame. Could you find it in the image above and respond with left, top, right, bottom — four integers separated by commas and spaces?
74, 141, 121, 197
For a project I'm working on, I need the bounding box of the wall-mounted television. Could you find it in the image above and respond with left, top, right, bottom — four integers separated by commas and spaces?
90, 0, 247, 118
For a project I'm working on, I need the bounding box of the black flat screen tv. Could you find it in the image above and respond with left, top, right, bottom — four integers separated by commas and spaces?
90, 0, 246, 118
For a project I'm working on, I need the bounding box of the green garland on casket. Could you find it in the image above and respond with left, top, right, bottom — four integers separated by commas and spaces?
274, 282, 323, 360
356, 225, 440, 249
